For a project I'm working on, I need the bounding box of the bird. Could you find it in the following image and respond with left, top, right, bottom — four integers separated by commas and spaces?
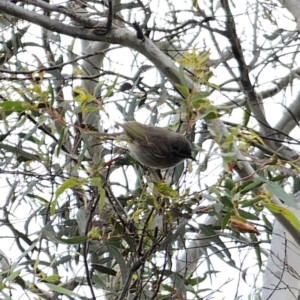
117, 121, 195, 169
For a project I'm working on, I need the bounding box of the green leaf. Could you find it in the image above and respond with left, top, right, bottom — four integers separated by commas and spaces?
155, 182, 179, 199
52, 178, 86, 214
0, 101, 33, 112
16, 241, 38, 262
265, 181, 298, 209
263, 201, 300, 231
42, 274, 60, 283
222, 211, 233, 229
178, 65, 189, 90
224, 178, 234, 190
106, 244, 127, 283
169, 273, 186, 296
271, 174, 286, 182
190, 91, 210, 103
242, 104, 251, 127
6, 270, 21, 281
199, 109, 218, 120
263, 29, 284, 40
220, 195, 233, 209
90, 177, 106, 212
50, 200, 57, 215
91, 264, 117, 276
262, 214, 273, 232
56, 126, 68, 157
0, 143, 39, 161
99, 187, 106, 212
88, 227, 101, 239
42, 228, 87, 245
199, 224, 234, 264
55, 178, 86, 200
27, 194, 49, 205
45, 283, 83, 297
240, 180, 263, 193
104, 76, 118, 98
252, 234, 262, 269
174, 83, 189, 98
241, 197, 263, 208
238, 209, 260, 220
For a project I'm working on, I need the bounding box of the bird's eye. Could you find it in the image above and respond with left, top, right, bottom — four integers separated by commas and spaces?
172, 143, 192, 159
172, 145, 180, 152
172, 145, 185, 157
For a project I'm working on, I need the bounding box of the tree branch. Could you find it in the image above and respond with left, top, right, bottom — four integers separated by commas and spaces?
2, 0, 300, 249
222, 0, 299, 161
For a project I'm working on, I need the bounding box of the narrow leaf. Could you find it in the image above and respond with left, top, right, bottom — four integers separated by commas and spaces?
263, 201, 300, 231
91, 264, 117, 276
178, 65, 189, 90
265, 181, 298, 209
45, 283, 82, 297
106, 244, 127, 283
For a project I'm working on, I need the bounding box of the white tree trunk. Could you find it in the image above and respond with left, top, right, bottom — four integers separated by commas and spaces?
262, 192, 300, 299
276, 0, 300, 29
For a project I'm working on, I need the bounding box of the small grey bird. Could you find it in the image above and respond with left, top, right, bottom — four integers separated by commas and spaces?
118, 121, 194, 169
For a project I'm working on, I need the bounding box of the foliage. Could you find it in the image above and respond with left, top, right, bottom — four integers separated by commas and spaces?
0, 1, 300, 299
